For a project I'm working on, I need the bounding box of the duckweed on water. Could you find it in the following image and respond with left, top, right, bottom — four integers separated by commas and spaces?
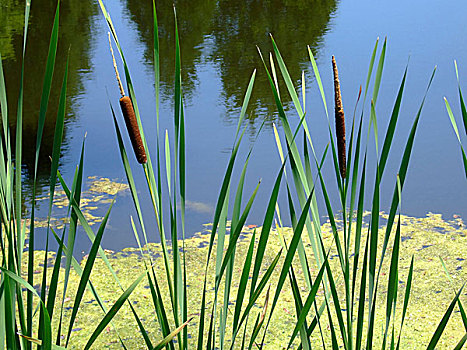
23, 213, 466, 349
30, 176, 128, 229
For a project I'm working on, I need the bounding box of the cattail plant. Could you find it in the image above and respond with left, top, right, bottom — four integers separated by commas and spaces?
108, 32, 147, 164
332, 55, 346, 179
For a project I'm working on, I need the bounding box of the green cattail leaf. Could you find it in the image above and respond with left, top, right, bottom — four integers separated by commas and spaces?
270, 36, 303, 116
317, 230, 349, 348
218, 181, 260, 284
363, 38, 379, 105
350, 126, 366, 300
148, 269, 175, 350
249, 164, 284, 295
288, 269, 310, 350
396, 255, 414, 350
48, 52, 68, 221
247, 313, 263, 350
316, 160, 345, 270
235, 70, 256, 141
383, 218, 401, 346
0, 54, 8, 140
45, 227, 65, 325
439, 257, 467, 332
35, 0, 60, 173
231, 230, 256, 339
355, 231, 370, 350
379, 66, 408, 173
445, 97, 463, 143
287, 256, 327, 349
372, 37, 387, 105
65, 201, 114, 346
153, 0, 160, 131
260, 45, 324, 275
453, 333, 467, 350
84, 273, 145, 350
263, 183, 316, 344
454, 60, 467, 135
427, 284, 465, 350
307, 45, 328, 117
379, 67, 436, 277
1, 268, 40, 300
325, 296, 340, 349
445, 97, 467, 178
231, 249, 282, 346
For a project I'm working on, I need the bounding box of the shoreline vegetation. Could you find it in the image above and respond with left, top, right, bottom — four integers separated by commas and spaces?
1, 0, 467, 349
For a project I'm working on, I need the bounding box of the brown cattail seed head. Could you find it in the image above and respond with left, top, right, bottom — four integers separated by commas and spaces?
119, 96, 147, 164
332, 56, 346, 179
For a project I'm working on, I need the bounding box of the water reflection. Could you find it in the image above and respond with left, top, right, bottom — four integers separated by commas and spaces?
211, 0, 337, 124
125, 0, 337, 126
125, 0, 216, 102
0, 0, 97, 207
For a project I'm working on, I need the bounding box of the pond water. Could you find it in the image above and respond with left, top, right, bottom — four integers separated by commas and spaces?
1, 0, 467, 255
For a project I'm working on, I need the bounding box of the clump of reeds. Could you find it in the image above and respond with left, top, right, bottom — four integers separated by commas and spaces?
332, 55, 346, 179
108, 33, 147, 164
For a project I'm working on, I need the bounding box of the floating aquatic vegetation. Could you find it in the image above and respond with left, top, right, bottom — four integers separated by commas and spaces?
30, 176, 128, 229
19, 213, 466, 349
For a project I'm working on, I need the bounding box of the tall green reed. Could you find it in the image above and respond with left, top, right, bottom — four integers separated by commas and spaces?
98, 1, 467, 347
0, 1, 150, 349
264, 37, 466, 349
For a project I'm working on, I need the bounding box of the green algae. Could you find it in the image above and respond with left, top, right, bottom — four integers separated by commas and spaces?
21, 213, 466, 349
31, 176, 128, 229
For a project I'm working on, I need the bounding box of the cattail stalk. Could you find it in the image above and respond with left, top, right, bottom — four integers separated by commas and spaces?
108, 33, 147, 164
332, 55, 346, 179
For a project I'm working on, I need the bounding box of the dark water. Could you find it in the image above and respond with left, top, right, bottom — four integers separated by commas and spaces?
1, 0, 467, 254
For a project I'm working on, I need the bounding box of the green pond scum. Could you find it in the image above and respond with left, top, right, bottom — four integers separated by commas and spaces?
30, 177, 128, 229
20, 213, 466, 349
